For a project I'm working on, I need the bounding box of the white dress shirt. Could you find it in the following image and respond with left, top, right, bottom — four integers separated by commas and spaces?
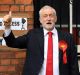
39, 27, 59, 75
4, 28, 11, 37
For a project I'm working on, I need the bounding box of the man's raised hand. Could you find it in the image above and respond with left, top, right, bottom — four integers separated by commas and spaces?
3, 11, 12, 29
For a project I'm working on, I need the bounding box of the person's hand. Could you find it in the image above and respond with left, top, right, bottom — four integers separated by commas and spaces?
3, 11, 12, 29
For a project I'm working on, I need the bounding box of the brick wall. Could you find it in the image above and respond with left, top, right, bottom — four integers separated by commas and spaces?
0, 46, 26, 75
0, 0, 34, 36
0, 0, 33, 74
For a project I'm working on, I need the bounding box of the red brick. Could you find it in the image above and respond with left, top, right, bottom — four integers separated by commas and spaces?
15, 0, 32, 4
11, 59, 19, 65
0, 66, 15, 72
7, 66, 15, 71
0, 5, 9, 11
8, 72, 20, 75
19, 58, 26, 64
0, 73, 9, 75
26, 12, 33, 18
25, 5, 33, 11
0, 0, 14, 4
0, 72, 20, 75
15, 51, 26, 58
0, 52, 15, 59
15, 12, 33, 18
27, 19, 33, 25
2, 73, 10, 75
11, 58, 25, 65
10, 5, 19, 12
20, 5, 25, 11
15, 64, 23, 72
0, 59, 10, 65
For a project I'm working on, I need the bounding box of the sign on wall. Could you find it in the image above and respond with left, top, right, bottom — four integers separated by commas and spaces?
0, 18, 27, 30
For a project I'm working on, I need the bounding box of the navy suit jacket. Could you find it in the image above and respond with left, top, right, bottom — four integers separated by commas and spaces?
4, 28, 79, 75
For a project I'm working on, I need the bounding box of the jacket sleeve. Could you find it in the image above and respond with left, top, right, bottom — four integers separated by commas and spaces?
3, 30, 30, 49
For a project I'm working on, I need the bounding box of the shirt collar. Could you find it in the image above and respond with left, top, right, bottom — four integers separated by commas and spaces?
43, 27, 57, 36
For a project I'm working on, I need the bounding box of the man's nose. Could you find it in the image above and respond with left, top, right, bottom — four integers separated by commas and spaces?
47, 16, 51, 20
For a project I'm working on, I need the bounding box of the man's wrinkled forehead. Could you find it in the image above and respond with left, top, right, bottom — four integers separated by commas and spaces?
39, 5, 56, 15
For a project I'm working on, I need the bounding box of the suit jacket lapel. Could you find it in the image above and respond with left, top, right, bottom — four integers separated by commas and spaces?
36, 28, 44, 61
57, 29, 63, 65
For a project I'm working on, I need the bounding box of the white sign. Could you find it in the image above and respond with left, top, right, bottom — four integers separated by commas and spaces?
0, 18, 27, 30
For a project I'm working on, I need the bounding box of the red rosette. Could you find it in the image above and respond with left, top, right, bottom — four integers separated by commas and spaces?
59, 40, 68, 64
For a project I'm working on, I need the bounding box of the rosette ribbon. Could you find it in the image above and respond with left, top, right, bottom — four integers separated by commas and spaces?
59, 40, 68, 64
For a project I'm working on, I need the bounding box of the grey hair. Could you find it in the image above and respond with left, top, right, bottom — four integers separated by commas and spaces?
39, 5, 56, 16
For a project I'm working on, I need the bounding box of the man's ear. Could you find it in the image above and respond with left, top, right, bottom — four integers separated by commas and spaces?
55, 16, 57, 23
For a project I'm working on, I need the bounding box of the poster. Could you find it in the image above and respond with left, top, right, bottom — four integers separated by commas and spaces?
0, 18, 27, 30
